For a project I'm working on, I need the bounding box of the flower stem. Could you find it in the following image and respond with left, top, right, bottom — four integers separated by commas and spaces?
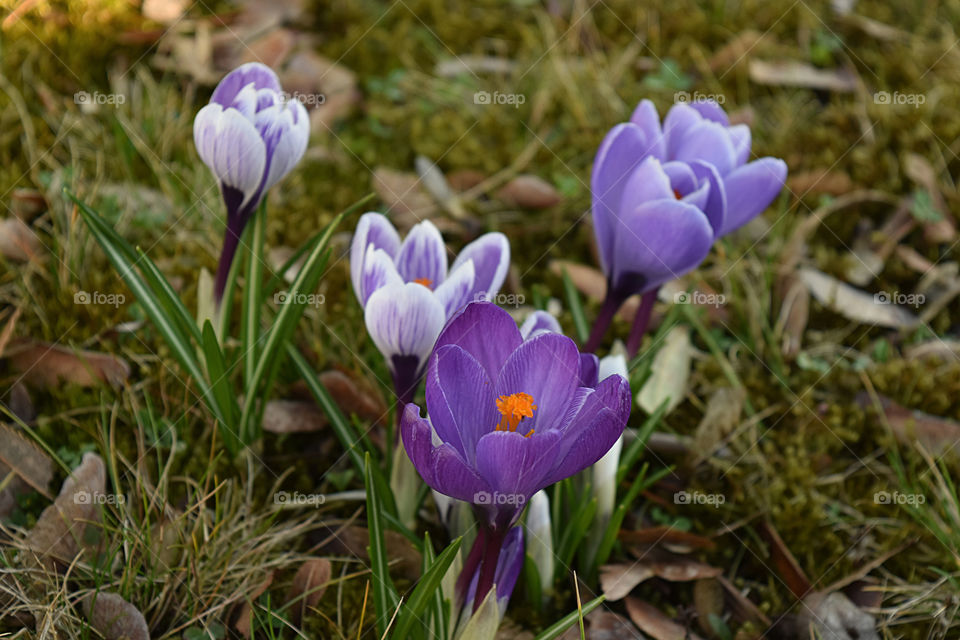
473, 528, 506, 613
625, 288, 658, 359
583, 290, 623, 354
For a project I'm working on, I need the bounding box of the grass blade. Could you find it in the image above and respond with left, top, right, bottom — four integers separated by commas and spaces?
242, 202, 267, 389
201, 320, 241, 454
391, 535, 462, 640
561, 267, 589, 343
532, 595, 605, 640
365, 452, 399, 637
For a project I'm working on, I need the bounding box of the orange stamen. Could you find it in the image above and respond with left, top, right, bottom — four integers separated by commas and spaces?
495, 392, 537, 434
673, 189, 682, 200
413, 277, 433, 289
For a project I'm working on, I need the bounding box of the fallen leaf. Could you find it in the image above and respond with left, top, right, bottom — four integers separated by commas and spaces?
323, 526, 421, 580
624, 597, 705, 640
693, 578, 724, 636
903, 153, 956, 243
496, 175, 563, 209
415, 155, 466, 218
797, 591, 878, 640
618, 526, 716, 552
3, 382, 35, 423
0, 423, 53, 517
716, 575, 770, 626
637, 327, 691, 415
798, 268, 919, 329
787, 169, 853, 197
239, 27, 295, 68
262, 399, 327, 434
282, 51, 360, 131
691, 387, 745, 464
318, 370, 387, 424
861, 393, 960, 456
600, 564, 654, 601
776, 275, 809, 360
83, 592, 150, 640
372, 168, 437, 226
234, 572, 275, 638
582, 609, 639, 639
5, 339, 131, 389
446, 169, 487, 192
601, 554, 721, 601
11, 189, 46, 221
709, 30, 768, 72
25, 452, 106, 569
760, 520, 811, 599
0, 217, 42, 262
749, 60, 858, 92
285, 558, 332, 625
548, 261, 641, 320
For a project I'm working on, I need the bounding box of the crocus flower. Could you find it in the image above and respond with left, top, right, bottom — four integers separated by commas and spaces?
193, 62, 309, 301
351, 213, 509, 403
402, 301, 631, 606
586, 98, 787, 354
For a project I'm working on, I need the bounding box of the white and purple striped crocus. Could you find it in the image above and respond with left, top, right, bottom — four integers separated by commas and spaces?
193, 62, 309, 302
351, 213, 510, 404
586, 99, 787, 354
401, 302, 631, 610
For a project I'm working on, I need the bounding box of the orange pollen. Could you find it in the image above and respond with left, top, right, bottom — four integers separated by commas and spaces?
413, 277, 433, 289
495, 392, 537, 436
673, 189, 683, 200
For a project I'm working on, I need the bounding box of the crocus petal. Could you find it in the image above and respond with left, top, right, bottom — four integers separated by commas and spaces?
689, 99, 729, 126
475, 429, 562, 505
541, 374, 631, 486
718, 157, 787, 236
621, 157, 675, 206
360, 248, 403, 305
426, 345, 496, 463
364, 282, 446, 373
435, 302, 523, 382
494, 527, 525, 614
688, 160, 727, 238
193, 104, 267, 212
435, 259, 476, 318
673, 120, 737, 176
254, 100, 310, 193
579, 353, 599, 388
629, 99, 665, 159
396, 220, 448, 286
609, 199, 714, 296
494, 332, 581, 436
591, 123, 648, 276
350, 213, 401, 301
661, 161, 698, 195
210, 62, 281, 108
452, 232, 510, 301
662, 103, 703, 159
728, 124, 751, 167
401, 404, 492, 502
519, 311, 562, 340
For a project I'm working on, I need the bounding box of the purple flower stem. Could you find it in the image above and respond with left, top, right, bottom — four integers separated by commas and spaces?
583, 290, 624, 354
625, 288, 658, 359
472, 528, 507, 613
454, 528, 487, 607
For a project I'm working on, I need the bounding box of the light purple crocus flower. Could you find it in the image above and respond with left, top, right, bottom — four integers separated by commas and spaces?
351, 213, 509, 404
193, 62, 309, 301
586, 99, 787, 354
401, 302, 630, 606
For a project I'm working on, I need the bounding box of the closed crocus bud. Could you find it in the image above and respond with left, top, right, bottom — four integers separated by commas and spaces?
193, 62, 309, 302
593, 348, 629, 523
524, 490, 554, 595
351, 213, 510, 404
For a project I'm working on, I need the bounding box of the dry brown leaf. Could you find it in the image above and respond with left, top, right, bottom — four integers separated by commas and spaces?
602, 553, 721, 601
903, 153, 956, 243
285, 558, 332, 626
239, 27, 296, 68
776, 275, 809, 360
761, 520, 811, 599
5, 339, 131, 389
11, 189, 46, 221
25, 452, 106, 569
234, 572, 275, 637
0, 423, 53, 517
282, 51, 360, 131
0, 217, 42, 262
625, 597, 705, 640
866, 393, 960, 456
262, 399, 327, 434
319, 370, 387, 424
637, 327, 691, 415
691, 387, 745, 464
83, 591, 150, 640
600, 563, 655, 601
798, 591, 878, 640
446, 169, 487, 192
749, 60, 858, 92
798, 268, 919, 329
496, 175, 563, 209
372, 168, 437, 224
787, 169, 853, 197
717, 575, 770, 626
709, 30, 768, 72
693, 578, 724, 636
324, 526, 421, 580
547, 260, 641, 320
618, 526, 716, 552
582, 609, 639, 639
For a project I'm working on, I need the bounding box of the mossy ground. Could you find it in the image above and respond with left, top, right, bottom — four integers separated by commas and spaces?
2, 0, 960, 637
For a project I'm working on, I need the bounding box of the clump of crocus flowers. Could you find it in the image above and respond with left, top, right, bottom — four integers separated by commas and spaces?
586, 99, 787, 356
193, 62, 310, 302
401, 302, 631, 618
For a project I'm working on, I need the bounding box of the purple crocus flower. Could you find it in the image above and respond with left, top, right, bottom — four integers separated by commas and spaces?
401, 301, 630, 605
193, 62, 309, 301
351, 213, 509, 404
586, 99, 787, 354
